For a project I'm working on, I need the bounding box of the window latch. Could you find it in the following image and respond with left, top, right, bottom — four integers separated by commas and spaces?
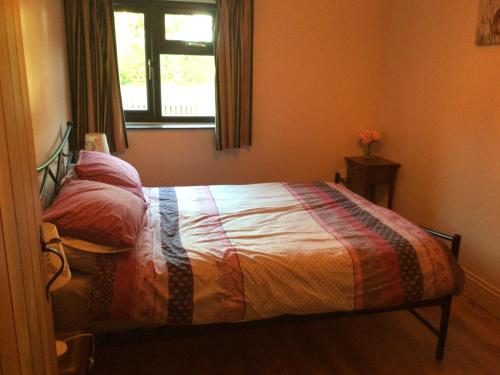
187, 42, 208, 48
148, 59, 153, 81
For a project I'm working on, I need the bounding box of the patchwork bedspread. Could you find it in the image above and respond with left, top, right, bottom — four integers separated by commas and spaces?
89, 182, 464, 326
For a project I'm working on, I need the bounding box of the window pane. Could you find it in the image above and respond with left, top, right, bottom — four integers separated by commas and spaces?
114, 12, 148, 111
164, 14, 213, 42
160, 55, 215, 117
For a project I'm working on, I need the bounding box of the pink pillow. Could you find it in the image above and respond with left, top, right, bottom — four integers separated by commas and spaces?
42, 179, 147, 247
75, 150, 145, 200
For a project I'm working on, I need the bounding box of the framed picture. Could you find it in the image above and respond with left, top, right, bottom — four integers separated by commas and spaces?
476, 0, 500, 46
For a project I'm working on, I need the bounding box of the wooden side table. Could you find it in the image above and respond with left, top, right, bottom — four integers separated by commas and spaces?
344, 156, 400, 209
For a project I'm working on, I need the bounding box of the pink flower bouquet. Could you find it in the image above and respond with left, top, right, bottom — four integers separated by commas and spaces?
358, 130, 381, 158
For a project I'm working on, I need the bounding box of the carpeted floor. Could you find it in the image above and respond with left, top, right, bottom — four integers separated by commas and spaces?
92, 296, 500, 374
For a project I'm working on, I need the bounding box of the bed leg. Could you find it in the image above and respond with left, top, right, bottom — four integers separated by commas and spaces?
435, 296, 453, 360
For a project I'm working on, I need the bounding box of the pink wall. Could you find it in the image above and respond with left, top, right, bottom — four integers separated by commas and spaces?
19, 0, 72, 164
380, 0, 500, 314
121, 0, 392, 186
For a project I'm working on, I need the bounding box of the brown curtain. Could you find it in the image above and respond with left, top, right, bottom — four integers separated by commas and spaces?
64, 0, 127, 153
214, 0, 254, 150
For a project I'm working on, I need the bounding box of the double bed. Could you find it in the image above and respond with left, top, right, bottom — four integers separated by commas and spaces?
40, 123, 464, 360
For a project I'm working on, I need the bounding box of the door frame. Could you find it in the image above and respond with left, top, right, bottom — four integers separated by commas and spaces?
0, 0, 58, 373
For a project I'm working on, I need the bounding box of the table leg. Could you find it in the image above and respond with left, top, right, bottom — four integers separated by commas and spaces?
369, 185, 376, 203
388, 182, 395, 209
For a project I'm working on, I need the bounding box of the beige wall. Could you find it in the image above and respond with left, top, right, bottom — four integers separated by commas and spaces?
380, 0, 500, 312
121, 0, 392, 186
122, 0, 500, 313
23, 0, 499, 314
19, 0, 72, 164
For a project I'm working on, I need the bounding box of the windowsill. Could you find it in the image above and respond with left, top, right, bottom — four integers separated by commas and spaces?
126, 122, 215, 130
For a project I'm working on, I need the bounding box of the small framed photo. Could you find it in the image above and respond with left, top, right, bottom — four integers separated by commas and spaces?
476, 0, 500, 46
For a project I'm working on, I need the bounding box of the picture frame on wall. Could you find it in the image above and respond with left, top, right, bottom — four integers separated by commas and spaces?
476, 0, 500, 45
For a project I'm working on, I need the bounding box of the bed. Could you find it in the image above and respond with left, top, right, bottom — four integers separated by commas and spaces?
40, 123, 464, 360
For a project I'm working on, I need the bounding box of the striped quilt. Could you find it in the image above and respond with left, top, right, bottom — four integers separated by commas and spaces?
88, 182, 464, 326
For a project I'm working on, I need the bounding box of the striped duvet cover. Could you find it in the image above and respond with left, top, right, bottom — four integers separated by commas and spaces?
88, 182, 464, 326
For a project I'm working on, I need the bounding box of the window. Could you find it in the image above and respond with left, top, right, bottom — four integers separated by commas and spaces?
114, 1, 216, 124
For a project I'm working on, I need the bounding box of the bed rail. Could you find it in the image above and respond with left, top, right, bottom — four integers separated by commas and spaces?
36, 122, 73, 203
37, 122, 72, 299
422, 227, 461, 259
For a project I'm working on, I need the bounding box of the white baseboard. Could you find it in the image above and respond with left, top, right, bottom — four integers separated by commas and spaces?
462, 268, 500, 319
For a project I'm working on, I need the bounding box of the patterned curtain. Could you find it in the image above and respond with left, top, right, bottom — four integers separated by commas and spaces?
64, 0, 128, 153
214, 0, 254, 150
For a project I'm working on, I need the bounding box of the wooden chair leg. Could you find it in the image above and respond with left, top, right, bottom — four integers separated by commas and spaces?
435, 296, 453, 360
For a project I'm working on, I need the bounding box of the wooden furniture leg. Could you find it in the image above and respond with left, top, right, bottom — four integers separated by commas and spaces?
388, 180, 395, 209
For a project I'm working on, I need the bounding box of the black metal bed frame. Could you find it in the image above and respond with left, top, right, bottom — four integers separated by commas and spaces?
37, 122, 73, 298
37, 123, 460, 360
36, 122, 74, 202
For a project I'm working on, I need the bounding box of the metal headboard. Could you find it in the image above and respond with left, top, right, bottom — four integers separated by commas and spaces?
36, 122, 73, 205
37, 122, 73, 299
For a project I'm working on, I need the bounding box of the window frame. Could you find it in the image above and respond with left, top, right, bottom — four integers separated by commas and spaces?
114, 1, 216, 124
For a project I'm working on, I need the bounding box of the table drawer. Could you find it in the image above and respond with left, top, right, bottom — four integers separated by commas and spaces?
365, 166, 397, 184
346, 162, 365, 185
